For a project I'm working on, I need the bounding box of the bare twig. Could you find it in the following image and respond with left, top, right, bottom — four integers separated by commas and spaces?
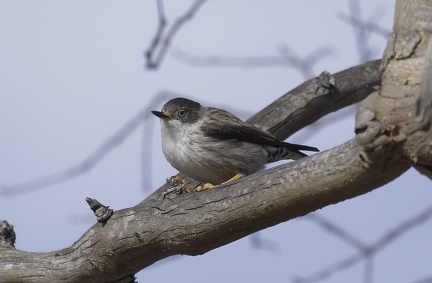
371, 205, 432, 253
0, 110, 145, 196
0, 94, 173, 197
306, 213, 366, 250
293, 253, 363, 283
173, 45, 335, 79
364, 256, 374, 283
413, 276, 432, 283
278, 45, 334, 79
86, 197, 114, 224
248, 233, 278, 252
337, 0, 390, 62
0, 220, 16, 248
297, 204, 432, 283
337, 13, 390, 38
145, 0, 208, 69
145, 0, 167, 67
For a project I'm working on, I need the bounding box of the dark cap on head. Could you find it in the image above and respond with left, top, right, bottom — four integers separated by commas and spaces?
151, 97, 202, 123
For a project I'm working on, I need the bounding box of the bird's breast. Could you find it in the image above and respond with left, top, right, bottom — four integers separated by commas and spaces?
161, 121, 200, 169
159, 120, 268, 184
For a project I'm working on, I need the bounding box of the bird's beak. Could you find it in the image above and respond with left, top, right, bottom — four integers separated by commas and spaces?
151, 110, 170, 119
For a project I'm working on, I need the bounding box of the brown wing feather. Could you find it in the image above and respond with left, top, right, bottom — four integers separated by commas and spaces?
201, 108, 319, 152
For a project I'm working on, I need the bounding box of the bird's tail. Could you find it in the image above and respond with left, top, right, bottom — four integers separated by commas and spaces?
266, 142, 319, 162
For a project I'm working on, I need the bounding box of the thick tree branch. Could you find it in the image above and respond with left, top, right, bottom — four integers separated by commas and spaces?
1, 59, 404, 283
355, 2, 432, 179
0, 138, 409, 283
248, 59, 382, 139
407, 8, 432, 177
2, 2, 430, 283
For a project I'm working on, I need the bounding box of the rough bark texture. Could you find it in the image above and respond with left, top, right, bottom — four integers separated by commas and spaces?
355, 0, 432, 177
1, 1, 431, 282
249, 60, 382, 138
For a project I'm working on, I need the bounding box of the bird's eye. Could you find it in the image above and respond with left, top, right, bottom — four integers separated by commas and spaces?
178, 109, 187, 118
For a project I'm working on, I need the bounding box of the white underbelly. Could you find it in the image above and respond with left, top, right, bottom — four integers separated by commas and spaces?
160, 120, 267, 184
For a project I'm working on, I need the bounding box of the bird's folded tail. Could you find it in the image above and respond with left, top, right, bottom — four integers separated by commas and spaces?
285, 142, 319, 153
266, 142, 319, 162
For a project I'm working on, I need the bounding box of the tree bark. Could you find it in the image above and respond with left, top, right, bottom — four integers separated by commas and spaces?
1, 1, 431, 282
355, 1, 432, 178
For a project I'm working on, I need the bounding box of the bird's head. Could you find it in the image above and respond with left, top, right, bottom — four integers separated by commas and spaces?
151, 97, 202, 125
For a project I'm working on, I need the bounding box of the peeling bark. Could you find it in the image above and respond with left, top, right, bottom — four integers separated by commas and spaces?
356, 1, 432, 178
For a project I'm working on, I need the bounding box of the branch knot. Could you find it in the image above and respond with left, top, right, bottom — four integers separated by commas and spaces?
0, 220, 16, 249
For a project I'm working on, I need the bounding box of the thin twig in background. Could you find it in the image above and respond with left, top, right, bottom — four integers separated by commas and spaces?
145, 0, 208, 69
306, 213, 367, 250
248, 232, 278, 252
337, 0, 390, 63
145, 0, 167, 68
337, 13, 390, 38
172, 1, 391, 79
0, 109, 146, 196
173, 45, 334, 80
413, 276, 432, 283
297, 205, 432, 283
370, 205, 432, 253
0, 94, 173, 197
293, 253, 363, 283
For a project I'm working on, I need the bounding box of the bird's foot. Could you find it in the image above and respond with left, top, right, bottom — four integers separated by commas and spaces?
163, 176, 193, 199
164, 173, 245, 197
194, 183, 216, 192
194, 173, 244, 192
221, 173, 244, 185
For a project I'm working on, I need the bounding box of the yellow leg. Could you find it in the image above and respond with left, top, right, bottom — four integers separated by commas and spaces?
167, 176, 192, 193
195, 173, 244, 192
194, 183, 215, 192
221, 173, 244, 185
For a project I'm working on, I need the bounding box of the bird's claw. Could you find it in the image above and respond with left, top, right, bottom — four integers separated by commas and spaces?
194, 183, 215, 192
163, 173, 244, 198
163, 176, 192, 200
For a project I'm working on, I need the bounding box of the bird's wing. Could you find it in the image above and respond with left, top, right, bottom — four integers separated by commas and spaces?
201, 108, 319, 152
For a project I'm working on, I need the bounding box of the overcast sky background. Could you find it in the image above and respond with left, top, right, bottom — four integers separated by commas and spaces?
1, 1, 431, 283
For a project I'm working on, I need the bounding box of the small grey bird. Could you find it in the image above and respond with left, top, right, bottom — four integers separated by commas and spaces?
152, 97, 319, 190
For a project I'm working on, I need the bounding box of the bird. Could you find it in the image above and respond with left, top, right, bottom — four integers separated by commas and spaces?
152, 97, 319, 191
